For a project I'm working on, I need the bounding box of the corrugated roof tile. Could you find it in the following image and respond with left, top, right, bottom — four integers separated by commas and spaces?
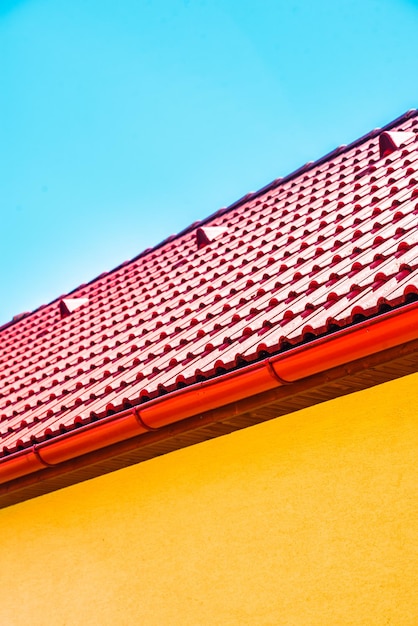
1, 111, 418, 455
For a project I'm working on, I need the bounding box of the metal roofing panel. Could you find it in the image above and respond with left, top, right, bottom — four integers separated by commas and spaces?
1, 110, 418, 455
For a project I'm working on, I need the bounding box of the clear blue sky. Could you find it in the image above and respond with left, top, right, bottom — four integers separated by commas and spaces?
1, 0, 417, 325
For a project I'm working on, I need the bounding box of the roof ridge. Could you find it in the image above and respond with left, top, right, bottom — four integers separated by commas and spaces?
181, 108, 418, 228
2, 108, 416, 333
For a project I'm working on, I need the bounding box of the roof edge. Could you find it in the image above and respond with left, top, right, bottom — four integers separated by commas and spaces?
169, 109, 418, 235
1, 301, 418, 490
2, 108, 416, 333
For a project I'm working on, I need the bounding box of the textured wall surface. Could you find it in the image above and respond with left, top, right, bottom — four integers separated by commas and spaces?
0, 372, 417, 625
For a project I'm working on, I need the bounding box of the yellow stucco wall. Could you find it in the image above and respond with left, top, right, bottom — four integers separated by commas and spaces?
0, 372, 417, 625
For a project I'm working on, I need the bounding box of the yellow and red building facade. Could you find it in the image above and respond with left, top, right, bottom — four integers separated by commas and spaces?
0, 112, 418, 624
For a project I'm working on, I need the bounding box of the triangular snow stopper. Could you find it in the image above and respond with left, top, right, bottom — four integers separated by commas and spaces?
59, 298, 89, 317
379, 131, 415, 158
196, 226, 228, 249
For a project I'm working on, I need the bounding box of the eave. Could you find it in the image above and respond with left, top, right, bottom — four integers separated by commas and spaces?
1, 301, 418, 508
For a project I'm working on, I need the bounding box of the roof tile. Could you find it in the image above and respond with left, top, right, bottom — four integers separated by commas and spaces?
1, 111, 418, 455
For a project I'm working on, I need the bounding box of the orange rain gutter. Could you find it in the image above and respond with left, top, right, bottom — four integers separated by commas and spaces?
1, 301, 418, 486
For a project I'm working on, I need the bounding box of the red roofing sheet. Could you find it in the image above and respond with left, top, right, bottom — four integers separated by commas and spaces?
1, 111, 418, 456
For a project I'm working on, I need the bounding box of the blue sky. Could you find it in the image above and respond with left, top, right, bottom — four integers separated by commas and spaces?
1, 0, 418, 325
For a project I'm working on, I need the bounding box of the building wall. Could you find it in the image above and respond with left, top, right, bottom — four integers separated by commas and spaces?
0, 372, 417, 625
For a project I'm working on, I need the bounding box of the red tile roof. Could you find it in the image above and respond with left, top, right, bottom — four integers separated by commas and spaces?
1, 110, 418, 463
